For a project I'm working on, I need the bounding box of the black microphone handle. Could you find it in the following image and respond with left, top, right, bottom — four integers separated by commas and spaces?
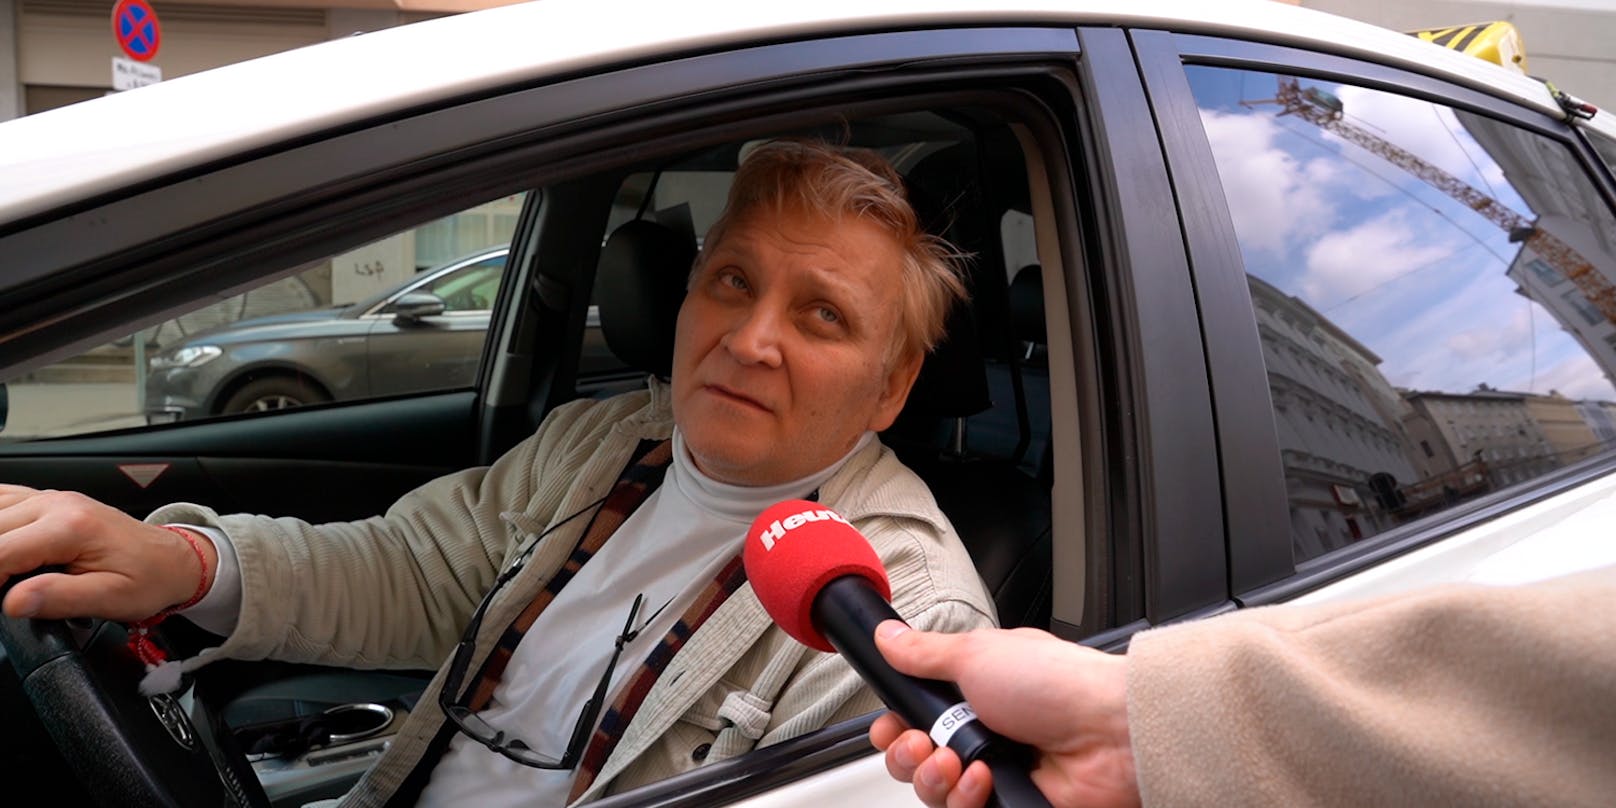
811, 575, 1053, 808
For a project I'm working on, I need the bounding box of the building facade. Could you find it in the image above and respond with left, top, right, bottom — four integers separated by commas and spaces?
1576, 398, 1616, 457
1525, 391, 1603, 466
1249, 275, 1423, 558
1400, 387, 1610, 495
1299, 0, 1616, 112
1, 0, 517, 119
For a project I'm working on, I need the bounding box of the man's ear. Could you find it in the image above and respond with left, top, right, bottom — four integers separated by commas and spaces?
870, 348, 924, 432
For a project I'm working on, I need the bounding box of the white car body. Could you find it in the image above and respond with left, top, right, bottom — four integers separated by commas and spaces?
4, 0, 1611, 223
3, 1, 1614, 806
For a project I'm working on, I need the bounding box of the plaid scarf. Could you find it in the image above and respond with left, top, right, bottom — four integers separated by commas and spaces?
568, 554, 749, 800
464, 438, 675, 711
458, 436, 754, 799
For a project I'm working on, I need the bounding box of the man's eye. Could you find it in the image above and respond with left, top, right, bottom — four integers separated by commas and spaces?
720, 271, 748, 291
815, 306, 840, 324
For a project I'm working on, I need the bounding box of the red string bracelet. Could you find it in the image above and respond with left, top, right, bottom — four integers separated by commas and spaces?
127, 525, 211, 667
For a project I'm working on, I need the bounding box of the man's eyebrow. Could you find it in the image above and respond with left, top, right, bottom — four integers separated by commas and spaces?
797, 265, 864, 305
700, 239, 752, 265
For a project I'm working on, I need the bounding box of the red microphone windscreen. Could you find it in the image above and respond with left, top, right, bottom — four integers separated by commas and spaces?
744, 499, 892, 653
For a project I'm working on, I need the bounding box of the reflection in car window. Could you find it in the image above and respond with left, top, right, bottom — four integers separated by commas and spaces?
418, 257, 506, 312
1589, 129, 1616, 182
1188, 67, 1616, 562
0, 197, 526, 440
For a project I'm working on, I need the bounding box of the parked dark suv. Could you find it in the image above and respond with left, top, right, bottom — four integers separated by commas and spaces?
146, 246, 625, 421
145, 246, 508, 420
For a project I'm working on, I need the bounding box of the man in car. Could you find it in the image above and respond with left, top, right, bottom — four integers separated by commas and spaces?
0, 140, 998, 806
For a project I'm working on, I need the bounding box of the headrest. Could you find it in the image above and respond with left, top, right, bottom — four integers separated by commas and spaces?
1009, 265, 1045, 345
901, 298, 992, 419
597, 219, 695, 378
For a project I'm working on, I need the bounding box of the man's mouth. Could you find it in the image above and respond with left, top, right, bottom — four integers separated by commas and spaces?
705, 384, 771, 413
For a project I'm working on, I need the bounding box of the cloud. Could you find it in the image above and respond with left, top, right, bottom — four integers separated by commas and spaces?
1301, 155, 1393, 201
1328, 85, 1511, 198
1361, 273, 1616, 404
1445, 305, 1533, 362
1300, 209, 1459, 303
1189, 74, 1616, 407
1368, 271, 1525, 392
1528, 351, 1616, 401
1199, 108, 1336, 256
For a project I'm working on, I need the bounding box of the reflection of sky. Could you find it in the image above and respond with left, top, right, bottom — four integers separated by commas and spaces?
1187, 67, 1614, 401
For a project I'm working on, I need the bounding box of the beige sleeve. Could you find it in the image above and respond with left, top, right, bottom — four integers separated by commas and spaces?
1126, 564, 1616, 808
147, 395, 631, 670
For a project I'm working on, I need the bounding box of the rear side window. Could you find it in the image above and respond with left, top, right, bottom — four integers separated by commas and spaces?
1187, 67, 1616, 562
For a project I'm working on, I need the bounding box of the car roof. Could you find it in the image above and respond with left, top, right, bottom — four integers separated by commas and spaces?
2, 0, 1609, 228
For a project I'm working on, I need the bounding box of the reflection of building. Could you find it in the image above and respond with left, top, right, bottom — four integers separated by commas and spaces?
1402, 389, 1558, 490
1460, 110, 1616, 390
1526, 392, 1603, 466
1249, 276, 1419, 558
1577, 399, 1616, 445
1507, 238, 1616, 392
1400, 386, 1611, 497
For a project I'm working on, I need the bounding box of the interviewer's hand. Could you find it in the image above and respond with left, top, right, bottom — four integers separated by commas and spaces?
0, 485, 214, 622
868, 622, 1139, 808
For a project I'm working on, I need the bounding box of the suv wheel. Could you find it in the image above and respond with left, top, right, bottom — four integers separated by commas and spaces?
221, 376, 329, 414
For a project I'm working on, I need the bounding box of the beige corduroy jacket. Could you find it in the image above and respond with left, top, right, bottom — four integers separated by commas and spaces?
1127, 564, 1616, 807
149, 379, 996, 805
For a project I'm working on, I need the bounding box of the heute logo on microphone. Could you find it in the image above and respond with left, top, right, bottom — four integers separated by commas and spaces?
755, 507, 851, 551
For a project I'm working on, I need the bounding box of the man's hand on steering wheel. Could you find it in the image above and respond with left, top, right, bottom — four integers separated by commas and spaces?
0, 484, 215, 622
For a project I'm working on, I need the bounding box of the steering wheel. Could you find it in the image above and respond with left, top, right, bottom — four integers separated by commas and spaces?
0, 585, 270, 808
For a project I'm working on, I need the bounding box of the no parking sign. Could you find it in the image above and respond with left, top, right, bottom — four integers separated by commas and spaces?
110, 0, 162, 90
111, 0, 161, 61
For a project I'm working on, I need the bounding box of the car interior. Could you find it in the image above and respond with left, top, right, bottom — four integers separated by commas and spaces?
0, 100, 1068, 807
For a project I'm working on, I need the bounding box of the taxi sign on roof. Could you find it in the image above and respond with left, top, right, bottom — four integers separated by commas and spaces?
1409, 21, 1526, 75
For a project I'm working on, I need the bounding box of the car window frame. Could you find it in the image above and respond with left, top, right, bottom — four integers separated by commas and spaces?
1138, 30, 1616, 606
448, 37, 1156, 808
1055, 26, 1232, 643
560, 32, 1249, 802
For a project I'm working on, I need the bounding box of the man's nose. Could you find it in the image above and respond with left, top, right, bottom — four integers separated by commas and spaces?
723, 305, 785, 368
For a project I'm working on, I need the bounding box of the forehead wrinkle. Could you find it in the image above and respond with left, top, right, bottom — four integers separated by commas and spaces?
720, 224, 885, 295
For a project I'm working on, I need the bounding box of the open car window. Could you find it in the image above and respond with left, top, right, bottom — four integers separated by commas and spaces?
0, 195, 525, 438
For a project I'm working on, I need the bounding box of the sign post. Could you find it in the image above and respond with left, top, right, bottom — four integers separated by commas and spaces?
110, 0, 162, 90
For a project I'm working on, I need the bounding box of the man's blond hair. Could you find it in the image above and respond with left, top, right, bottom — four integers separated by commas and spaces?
697, 140, 968, 364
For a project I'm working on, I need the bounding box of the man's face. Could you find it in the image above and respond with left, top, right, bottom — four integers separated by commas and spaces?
671, 204, 922, 486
